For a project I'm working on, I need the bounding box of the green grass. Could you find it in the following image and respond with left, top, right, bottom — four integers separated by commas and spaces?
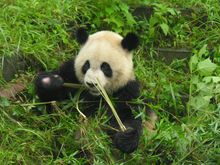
0, 0, 220, 164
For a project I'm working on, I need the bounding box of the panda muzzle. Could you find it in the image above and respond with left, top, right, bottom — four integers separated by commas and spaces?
86, 82, 97, 88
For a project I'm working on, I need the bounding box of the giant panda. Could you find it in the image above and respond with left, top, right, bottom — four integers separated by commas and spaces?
35, 28, 156, 153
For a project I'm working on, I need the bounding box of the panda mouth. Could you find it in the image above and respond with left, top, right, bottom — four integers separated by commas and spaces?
89, 89, 100, 96
84, 81, 100, 96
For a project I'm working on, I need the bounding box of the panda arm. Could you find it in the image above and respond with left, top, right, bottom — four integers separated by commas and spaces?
110, 80, 143, 153
114, 80, 140, 101
35, 59, 79, 102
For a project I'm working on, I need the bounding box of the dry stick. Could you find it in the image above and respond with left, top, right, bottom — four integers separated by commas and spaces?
95, 79, 127, 132
75, 99, 87, 121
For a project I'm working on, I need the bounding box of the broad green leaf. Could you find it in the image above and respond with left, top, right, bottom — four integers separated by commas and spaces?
125, 13, 136, 25
198, 44, 208, 57
149, 27, 155, 38
197, 59, 217, 76
160, 23, 169, 36
203, 76, 220, 83
211, 77, 220, 83
191, 75, 199, 85
215, 84, 220, 93
190, 95, 212, 110
119, 3, 129, 13
149, 17, 159, 26
105, 7, 114, 14
196, 82, 213, 95
189, 55, 198, 71
110, 17, 123, 27
167, 8, 176, 15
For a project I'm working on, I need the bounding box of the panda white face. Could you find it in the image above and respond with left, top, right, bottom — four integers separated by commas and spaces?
74, 30, 138, 96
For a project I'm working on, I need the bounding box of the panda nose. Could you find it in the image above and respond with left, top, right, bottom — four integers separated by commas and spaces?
86, 82, 97, 88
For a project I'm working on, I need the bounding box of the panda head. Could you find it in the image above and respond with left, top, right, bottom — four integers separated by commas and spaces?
74, 28, 139, 96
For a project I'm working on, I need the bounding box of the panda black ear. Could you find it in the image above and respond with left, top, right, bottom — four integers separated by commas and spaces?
76, 28, 88, 44
121, 33, 139, 51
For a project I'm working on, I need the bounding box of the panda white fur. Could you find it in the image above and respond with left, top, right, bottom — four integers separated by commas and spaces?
75, 30, 135, 96
35, 28, 154, 153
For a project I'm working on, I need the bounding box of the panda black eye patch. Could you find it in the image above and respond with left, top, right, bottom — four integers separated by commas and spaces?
82, 60, 90, 74
101, 62, 112, 77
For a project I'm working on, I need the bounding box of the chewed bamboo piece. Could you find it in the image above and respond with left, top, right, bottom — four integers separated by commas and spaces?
94, 79, 127, 132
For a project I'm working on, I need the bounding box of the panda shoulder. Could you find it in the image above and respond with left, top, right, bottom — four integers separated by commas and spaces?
113, 80, 140, 100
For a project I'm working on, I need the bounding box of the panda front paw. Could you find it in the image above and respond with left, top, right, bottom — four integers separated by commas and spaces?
36, 73, 64, 90
113, 128, 139, 153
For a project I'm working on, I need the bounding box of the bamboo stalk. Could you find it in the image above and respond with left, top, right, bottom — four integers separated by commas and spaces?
95, 79, 127, 132
63, 83, 85, 89
62, 81, 126, 132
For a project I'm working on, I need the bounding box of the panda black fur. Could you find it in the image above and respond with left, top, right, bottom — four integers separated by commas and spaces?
35, 28, 151, 153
